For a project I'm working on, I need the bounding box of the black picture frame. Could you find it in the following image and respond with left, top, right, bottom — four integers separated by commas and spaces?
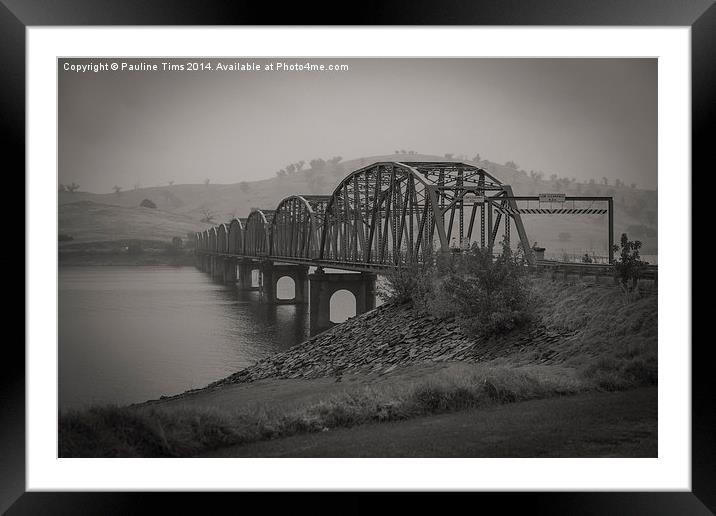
3, 1, 708, 513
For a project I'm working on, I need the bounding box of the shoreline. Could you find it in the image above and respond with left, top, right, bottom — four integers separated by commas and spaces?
59, 251, 196, 267
58, 275, 658, 458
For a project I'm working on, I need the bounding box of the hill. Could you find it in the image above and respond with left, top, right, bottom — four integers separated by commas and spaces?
58, 153, 657, 257
59, 200, 213, 244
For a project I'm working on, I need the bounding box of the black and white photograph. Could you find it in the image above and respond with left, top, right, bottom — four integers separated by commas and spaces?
57, 57, 660, 459
3, 2, 709, 510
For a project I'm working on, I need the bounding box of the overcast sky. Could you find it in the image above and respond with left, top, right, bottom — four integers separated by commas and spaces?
59, 58, 656, 193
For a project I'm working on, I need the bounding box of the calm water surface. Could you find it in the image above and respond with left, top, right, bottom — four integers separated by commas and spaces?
59, 266, 360, 410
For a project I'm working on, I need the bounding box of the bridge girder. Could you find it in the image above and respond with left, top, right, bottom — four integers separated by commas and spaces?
244, 209, 273, 257
270, 195, 331, 260
317, 161, 530, 266
198, 161, 618, 267
207, 226, 218, 253
227, 218, 244, 255
216, 223, 229, 254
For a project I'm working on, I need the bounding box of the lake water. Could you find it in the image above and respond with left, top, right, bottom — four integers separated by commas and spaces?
58, 266, 362, 410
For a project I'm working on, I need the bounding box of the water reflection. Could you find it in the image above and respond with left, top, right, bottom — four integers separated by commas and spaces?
59, 266, 315, 410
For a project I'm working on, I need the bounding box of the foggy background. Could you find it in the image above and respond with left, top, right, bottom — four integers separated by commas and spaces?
59, 58, 657, 193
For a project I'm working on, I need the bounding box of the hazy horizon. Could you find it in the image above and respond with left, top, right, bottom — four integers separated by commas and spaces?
59, 58, 657, 194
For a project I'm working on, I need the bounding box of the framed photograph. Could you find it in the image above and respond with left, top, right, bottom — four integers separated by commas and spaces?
6, 0, 709, 513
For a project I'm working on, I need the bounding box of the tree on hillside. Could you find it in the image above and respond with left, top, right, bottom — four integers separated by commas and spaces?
286, 163, 296, 175
472, 153, 481, 162
613, 233, 648, 291
601, 177, 609, 186
203, 178, 210, 187
67, 182, 80, 193
200, 208, 215, 224
276, 169, 287, 178
309, 158, 326, 171
444, 153, 454, 159
239, 181, 250, 193
505, 161, 519, 170
112, 185, 122, 195
296, 160, 305, 172
529, 170, 544, 181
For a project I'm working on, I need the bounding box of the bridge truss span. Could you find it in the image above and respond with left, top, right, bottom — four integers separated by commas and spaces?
270, 195, 331, 260
195, 161, 619, 268
227, 218, 245, 255
244, 209, 273, 258
318, 161, 533, 266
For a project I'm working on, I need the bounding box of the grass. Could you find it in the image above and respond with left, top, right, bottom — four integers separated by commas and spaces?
60, 363, 595, 458
525, 278, 657, 390
59, 277, 658, 458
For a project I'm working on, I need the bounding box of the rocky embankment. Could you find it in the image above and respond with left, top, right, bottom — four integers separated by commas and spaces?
211, 303, 576, 388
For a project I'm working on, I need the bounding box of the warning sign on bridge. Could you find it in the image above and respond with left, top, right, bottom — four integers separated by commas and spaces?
538, 193, 566, 203
463, 193, 485, 204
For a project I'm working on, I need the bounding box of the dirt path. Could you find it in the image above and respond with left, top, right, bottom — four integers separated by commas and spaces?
202, 387, 657, 457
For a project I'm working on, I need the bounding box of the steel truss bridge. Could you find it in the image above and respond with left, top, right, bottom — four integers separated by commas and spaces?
196, 161, 617, 272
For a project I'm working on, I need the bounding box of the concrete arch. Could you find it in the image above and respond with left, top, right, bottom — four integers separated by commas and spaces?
245, 209, 272, 257
216, 223, 229, 254
275, 275, 296, 300
309, 269, 376, 334
270, 195, 330, 259
329, 288, 356, 323
227, 218, 244, 255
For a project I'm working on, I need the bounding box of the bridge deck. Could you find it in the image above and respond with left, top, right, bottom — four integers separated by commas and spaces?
198, 250, 658, 279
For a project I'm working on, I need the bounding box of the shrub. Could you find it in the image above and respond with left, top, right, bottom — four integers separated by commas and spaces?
612, 233, 648, 291
377, 264, 432, 305
440, 242, 535, 337
378, 243, 535, 337
140, 198, 157, 209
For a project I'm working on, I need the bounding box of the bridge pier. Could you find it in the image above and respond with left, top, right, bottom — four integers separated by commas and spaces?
237, 259, 259, 290
211, 256, 224, 281
260, 261, 309, 305
309, 268, 376, 335
222, 257, 237, 284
